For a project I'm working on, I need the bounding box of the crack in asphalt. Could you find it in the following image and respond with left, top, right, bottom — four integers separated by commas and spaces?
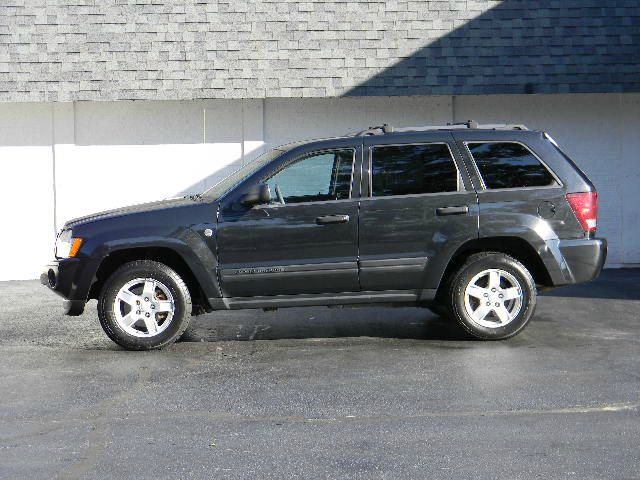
3, 402, 638, 439
52, 367, 154, 480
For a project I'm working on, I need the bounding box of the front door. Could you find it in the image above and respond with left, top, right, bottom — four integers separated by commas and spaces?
217, 146, 361, 298
358, 133, 479, 293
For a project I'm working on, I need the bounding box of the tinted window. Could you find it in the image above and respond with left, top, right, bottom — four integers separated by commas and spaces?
267, 150, 353, 204
371, 143, 458, 197
467, 142, 556, 189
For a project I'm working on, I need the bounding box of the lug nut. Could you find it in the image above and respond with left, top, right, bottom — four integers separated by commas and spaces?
486, 302, 491, 306
136, 310, 141, 315
144, 297, 149, 302
136, 300, 140, 305
483, 293, 489, 297
151, 304, 155, 309
495, 303, 500, 307
145, 313, 150, 318
491, 288, 496, 292
499, 294, 504, 299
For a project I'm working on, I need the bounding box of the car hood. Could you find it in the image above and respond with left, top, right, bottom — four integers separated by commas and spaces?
63, 197, 201, 229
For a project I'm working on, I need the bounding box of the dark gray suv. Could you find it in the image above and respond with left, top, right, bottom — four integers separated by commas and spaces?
42, 121, 606, 350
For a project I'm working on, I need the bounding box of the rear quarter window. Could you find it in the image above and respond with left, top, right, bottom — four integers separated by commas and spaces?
467, 142, 558, 189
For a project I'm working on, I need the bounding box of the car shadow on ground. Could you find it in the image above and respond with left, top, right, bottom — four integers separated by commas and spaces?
540, 268, 640, 300
181, 307, 474, 343
180, 269, 639, 344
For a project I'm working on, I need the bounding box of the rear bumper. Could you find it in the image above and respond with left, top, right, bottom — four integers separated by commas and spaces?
558, 237, 607, 284
41, 257, 100, 316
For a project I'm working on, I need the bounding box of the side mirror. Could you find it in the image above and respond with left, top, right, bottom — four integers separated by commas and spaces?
240, 183, 271, 207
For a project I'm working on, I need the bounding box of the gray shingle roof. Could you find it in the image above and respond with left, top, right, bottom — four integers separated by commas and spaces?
1, 1, 639, 102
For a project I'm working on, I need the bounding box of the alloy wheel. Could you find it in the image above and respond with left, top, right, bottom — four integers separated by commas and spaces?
113, 278, 175, 337
463, 268, 523, 328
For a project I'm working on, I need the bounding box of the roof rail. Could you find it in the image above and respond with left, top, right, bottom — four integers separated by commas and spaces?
351, 120, 528, 136
354, 124, 395, 136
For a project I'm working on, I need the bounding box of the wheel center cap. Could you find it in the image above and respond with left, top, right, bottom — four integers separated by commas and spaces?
140, 300, 153, 314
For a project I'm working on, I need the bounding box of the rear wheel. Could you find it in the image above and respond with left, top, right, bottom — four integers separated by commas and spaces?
447, 252, 536, 340
98, 260, 192, 350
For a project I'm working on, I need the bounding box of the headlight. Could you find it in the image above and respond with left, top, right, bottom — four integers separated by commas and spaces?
55, 230, 84, 259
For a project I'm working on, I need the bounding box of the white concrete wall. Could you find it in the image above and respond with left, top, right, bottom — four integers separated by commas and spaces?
0, 94, 637, 280
0, 104, 56, 280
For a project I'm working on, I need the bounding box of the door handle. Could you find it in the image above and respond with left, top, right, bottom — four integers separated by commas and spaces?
436, 205, 469, 216
316, 214, 350, 225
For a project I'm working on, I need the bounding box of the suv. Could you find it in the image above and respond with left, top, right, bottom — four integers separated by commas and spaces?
42, 121, 606, 350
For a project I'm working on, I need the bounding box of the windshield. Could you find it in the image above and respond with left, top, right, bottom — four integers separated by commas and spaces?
201, 148, 285, 199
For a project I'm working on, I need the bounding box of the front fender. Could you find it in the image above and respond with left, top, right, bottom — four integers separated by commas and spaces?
78, 223, 222, 300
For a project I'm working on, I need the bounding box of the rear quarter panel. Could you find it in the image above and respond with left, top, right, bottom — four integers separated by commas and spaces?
451, 130, 597, 285
452, 130, 593, 242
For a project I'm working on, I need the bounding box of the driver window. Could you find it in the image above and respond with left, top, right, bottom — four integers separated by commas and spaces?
267, 149, 354, 204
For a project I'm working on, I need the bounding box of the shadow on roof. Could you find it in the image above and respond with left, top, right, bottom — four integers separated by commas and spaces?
345, 0, 640, 97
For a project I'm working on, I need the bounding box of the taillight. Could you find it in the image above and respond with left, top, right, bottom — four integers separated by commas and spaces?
566, 192, 598, 235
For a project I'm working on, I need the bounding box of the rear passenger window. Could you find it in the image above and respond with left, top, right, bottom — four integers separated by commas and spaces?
467, 142, 557, 189
371, 143, 459, 197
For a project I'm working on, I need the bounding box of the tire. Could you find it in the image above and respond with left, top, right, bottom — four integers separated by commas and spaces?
447, 252, 536, 340
98, 260, 192, 350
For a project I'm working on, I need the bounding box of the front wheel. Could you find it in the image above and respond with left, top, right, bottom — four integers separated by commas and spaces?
448, 252, 537, 340
98, 260, 192, 350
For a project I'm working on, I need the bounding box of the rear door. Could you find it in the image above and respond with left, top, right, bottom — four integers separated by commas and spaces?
358, 132, 479, 294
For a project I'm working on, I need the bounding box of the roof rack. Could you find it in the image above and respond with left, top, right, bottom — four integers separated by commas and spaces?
355, 124, 395, 136
352, 120, 529, 136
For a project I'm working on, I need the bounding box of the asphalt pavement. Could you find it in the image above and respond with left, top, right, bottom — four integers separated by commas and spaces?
0, 269, 639, 479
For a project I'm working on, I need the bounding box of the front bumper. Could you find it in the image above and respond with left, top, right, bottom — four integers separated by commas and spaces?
41, 257, 100, 316
558, 237, 607, 284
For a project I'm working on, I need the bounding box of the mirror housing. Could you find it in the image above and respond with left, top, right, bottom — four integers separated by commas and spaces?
240, 183, 271, 206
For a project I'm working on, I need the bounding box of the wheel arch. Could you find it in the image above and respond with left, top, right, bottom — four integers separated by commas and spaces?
88, 246, 211, 314
435, 236, 553, 300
